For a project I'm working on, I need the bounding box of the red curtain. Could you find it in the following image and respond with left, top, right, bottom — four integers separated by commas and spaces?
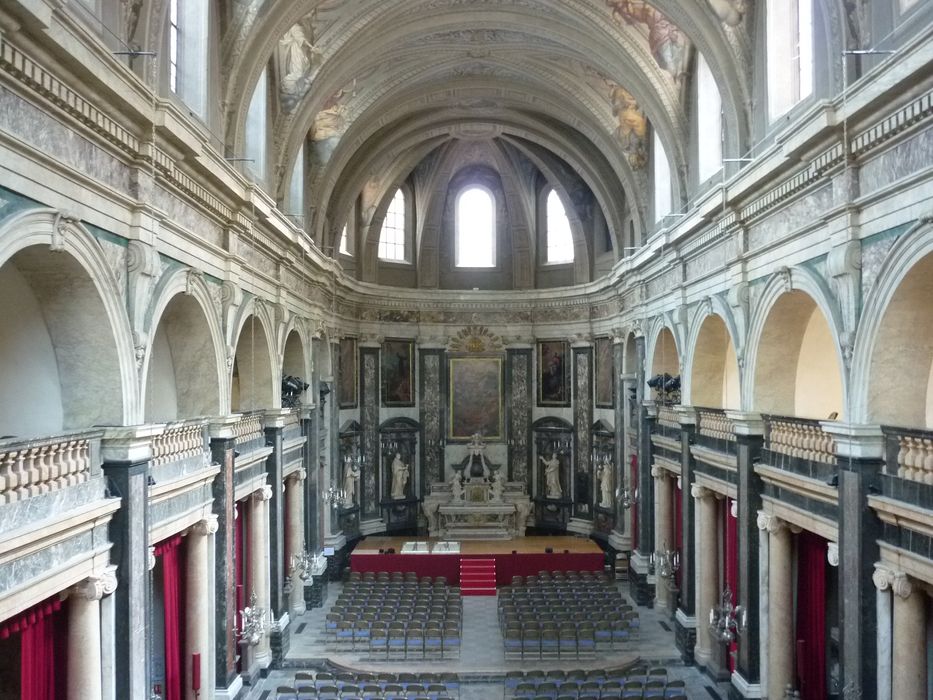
673, 484, 682, 589
796, 531, 827, 700
156, 535, 186, 700
1, 596, 66, 700
724, 499, 739, 673
630, 455, 638, 547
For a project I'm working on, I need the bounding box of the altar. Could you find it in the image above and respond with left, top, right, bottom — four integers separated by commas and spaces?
422, 433, 532, 539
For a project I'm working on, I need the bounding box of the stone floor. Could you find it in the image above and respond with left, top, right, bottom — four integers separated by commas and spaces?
248, 581, 733, 699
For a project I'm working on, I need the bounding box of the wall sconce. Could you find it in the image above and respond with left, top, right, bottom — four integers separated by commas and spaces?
238, 592, 266, 647
618, 485, 638, 509
322, 482, 345, 507
290, 550, 313, 581
650, 544, 680, 579
708, 585, 746, 644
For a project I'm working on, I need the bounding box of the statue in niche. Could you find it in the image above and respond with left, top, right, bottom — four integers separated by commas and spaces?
449, 470, 464, 502
342, 455, 360, 507
390, 452, 410, 499
540, 452, 563, 499
489, 469, 505, 502
596, 459, 613, 509
465, 432, 491, 480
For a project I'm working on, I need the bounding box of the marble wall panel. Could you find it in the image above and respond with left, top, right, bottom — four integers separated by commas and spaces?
747, 184, 832, 251
573, 347, 593, 520
419, 350, 444, 485
360, 348, 379, 518
508, 349, 532, 485
0, 86, 133, 195
859, 127, 933, 196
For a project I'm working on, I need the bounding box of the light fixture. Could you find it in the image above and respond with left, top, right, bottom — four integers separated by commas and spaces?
650, 543, 680, 579
282, 375, 309, 408
618, 485, 638, 510
708, 585, 746, 644
290, 550, 314, 581
238, 592, 266, 647
322, 481, 345, 508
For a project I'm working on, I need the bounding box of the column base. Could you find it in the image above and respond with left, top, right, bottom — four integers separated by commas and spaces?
728, 671, 763, 699
700, 645, 731, 683
270, 619, 290, 668
628, 554, 655, 608
674, 609, 696, 664
213, 673, 243, 700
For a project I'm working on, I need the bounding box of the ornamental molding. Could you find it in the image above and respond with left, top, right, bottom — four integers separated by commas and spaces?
447, 325, 504, 353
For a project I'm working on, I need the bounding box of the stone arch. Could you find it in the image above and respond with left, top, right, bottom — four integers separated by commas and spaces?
0, 209, 136, 435
683, 299, 741, 409
645, 317, 681, 380
142, 270, 227, 420
623, 331, 639, 375
745, 268, 847, 419
229, 298, 278, 411
851, 225, 933, 427
282, 319, 313, 406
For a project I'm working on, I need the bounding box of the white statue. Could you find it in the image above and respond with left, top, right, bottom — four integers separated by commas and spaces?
489, 469, 504, 502
597, 459, 613, 509
449, 470, 464, 501
342, 456, 359, 507
390, 452, 409, 499
540, 452, 562, 499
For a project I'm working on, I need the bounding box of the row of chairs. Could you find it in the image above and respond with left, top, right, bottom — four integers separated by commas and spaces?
501, 617, 638, 658
276, 671, 460, 700
347, 572, 448, 583
328, 620, 461, 659
504, 668, 683, 700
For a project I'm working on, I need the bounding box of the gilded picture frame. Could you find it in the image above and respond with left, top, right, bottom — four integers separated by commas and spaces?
537, 340, 571, 407
448, 355, 504, 441
381, 338, 415, 407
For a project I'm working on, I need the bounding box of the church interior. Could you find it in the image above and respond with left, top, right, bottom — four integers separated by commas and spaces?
1, 0, 932, 698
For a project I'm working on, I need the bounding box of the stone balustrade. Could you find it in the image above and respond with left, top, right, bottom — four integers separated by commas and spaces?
151, 419, 207, 467
233, 410, 265, 445
657, 405, 680, 430
892, 432, 933, 484
0, 430, 102, 504
764, 416, 836, 464
696, 408, 736, 442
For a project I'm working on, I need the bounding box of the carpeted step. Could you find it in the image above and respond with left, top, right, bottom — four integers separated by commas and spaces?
460, 558, 496, 595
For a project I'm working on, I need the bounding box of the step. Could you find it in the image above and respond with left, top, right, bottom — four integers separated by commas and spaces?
459, 557, 496, 595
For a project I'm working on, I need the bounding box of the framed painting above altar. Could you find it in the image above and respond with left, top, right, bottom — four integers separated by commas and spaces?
382, 338, 414, 406
595, 336, 614, 408
537, 340, 570, 406
448, 356, 503, 441
338, 337, 358, 408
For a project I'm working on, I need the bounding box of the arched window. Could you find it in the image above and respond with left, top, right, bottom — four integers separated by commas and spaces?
168, 0, 209, 118
455, 187, 495, 268
696, 53, 723, 182
545, 189, 574, 264
244, 71, 267, 181
286, 144, 304, 225
766, 0, 813, 120
653, 131, 672, 222
378, 189, 406, 262
339, 225, 350, 256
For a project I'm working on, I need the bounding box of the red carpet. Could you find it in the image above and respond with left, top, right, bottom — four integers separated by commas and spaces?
459, 558, 496, 596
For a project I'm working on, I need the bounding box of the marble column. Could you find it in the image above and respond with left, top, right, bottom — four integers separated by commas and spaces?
654, 467, 673, 611
872, 565, 894, 700
756, 513, 771, 697
692, 484, 718, 668
892, 572, 927, 700
67, 570, 118, 700
766, 515, 793, 700
287, 469, 308, 616
186, 516, 217, 700
250, 484, 273, 668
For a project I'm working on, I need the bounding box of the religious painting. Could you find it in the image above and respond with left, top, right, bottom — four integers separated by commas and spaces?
448, 356, 503, 441
595, 336, 615, 408
537, 340, 570, 407
338, 337, 358, 408
381, 338, 414, 407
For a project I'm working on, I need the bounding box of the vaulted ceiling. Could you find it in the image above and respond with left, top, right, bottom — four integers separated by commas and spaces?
219, 0, 753, 260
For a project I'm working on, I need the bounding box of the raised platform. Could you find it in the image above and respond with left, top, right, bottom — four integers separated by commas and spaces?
349, 536, 605, 587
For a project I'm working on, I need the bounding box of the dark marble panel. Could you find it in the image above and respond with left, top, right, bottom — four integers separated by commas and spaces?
674, 615, 696, 664
507, 349, 532, 486
627, 565, 654, 607
760, 449, 837, 483
418, 350, 445, 486
360, 348, 380, 519
693, 459, 738, 486
573, 347, 593, 520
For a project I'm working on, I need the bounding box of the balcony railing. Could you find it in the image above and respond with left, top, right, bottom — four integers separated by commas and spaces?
696, 408, 736, 442
657, 405, 680, 430
233, 410, 267, 456
764, 416, 836, 464
883, 428, 933, 484
0, 430, 102, 504
152, 418, 208, 467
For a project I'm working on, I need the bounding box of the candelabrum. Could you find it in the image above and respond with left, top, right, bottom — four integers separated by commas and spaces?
708, 585, 746, 644
290, 549, 314, 581
322, 482, 345, 508
238, 592, 266, 647
649, 545, 680, 579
